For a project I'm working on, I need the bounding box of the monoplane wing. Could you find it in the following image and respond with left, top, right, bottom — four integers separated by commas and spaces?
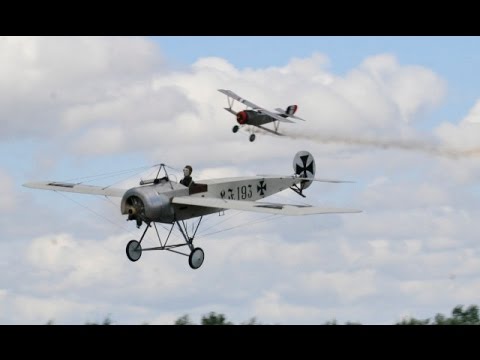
172, 196, 361, 216
23, 181, 126, 197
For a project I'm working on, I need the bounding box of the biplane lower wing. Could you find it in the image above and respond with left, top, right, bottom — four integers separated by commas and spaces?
256, 124, 285, 136
23, 181, 126, 197
172, 196, 361, 216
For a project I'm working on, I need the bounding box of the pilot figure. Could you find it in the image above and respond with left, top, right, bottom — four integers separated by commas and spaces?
180, 165, 194, 187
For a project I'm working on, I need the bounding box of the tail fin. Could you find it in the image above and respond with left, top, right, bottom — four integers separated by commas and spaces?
274, 106, 305, 121
286, 105, 298, 116
293, 150, 316, 190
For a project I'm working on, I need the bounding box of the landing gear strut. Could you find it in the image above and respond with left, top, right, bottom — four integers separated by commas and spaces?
125, 217, 205, 269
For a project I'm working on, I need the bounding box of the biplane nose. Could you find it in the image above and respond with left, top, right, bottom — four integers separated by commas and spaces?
236, 111, 248, 125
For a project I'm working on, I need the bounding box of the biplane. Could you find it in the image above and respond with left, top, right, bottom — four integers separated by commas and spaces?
219, 89, 306, 142
23, 151, 360, 269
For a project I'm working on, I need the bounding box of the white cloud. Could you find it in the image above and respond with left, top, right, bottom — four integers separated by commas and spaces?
360, 54, 446, 123
462, 99, 480, 123
0, 169, 15, 211
0, 36, 164, 139
300, 269, 377, 303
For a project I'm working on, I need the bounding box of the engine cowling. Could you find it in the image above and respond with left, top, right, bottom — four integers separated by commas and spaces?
121, 186, 175, 224
236, 111, 249, 125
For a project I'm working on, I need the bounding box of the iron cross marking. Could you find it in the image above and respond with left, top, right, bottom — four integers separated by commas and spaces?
296, 155, 314, 178
257, 180, 267, 196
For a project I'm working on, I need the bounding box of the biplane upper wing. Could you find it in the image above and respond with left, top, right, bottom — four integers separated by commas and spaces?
172, 196, 361, 216
23, 181, 126, 197
218, 89, 262, 109
218, 89, 294, 124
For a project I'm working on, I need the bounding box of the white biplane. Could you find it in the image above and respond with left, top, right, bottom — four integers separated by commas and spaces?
219, 89, 306, 142
23, 151, 360, 269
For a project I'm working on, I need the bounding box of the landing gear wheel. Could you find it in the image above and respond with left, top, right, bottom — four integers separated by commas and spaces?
188, 247, 205, 269
232, 125, 239, 133
126, 240, 142, 262
249, 134, 256, 142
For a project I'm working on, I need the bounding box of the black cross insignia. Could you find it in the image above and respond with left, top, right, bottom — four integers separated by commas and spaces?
296, 155, 314, 178
257, 180, 267, 196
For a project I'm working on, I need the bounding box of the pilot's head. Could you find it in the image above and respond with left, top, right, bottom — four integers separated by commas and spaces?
183, 165, 192, 177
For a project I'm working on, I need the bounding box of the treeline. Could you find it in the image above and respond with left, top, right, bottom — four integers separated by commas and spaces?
46, 304, 480, 325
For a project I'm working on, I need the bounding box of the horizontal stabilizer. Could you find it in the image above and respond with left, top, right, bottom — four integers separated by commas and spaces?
255, 175, 355, 183
274, 108, 306, 121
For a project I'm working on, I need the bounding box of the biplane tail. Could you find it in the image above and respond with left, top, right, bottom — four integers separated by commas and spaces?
286, 105, 298, 116
275, 106, 306, 121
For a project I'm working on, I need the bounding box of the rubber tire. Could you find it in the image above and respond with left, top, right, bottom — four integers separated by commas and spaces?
188, 247, 205, 269
126, 240, 142, 262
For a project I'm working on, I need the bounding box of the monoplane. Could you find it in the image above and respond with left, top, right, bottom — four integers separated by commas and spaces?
23, 151, 360, 269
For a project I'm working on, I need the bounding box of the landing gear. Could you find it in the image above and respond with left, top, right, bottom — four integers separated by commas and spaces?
126, 240, 142, 262
189, 248, 204, 269
232, 125, 239, 133
249, 134, 256, 142
125, 217, 205, 269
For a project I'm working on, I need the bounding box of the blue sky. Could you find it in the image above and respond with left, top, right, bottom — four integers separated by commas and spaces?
2, 36, 480, 324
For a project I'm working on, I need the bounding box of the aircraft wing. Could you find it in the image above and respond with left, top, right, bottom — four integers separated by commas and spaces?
256, 125, 285, 136
218, 89, 263, 110
172, 196, 361, 216
23, 181, 126, 197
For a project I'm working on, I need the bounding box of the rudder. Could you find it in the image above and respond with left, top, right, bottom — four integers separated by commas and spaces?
293, 150, 316, 190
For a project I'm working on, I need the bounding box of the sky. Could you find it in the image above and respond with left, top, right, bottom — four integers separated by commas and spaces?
2, 36, 480, 324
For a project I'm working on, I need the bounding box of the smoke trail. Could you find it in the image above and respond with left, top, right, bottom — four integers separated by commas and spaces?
281, 130, 480, 159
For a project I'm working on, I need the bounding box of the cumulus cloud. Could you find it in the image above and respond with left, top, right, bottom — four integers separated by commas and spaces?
434, 99, 480, 151
0, 169, 15, 211
462, 99, 480, 123
0, 36, 164, 139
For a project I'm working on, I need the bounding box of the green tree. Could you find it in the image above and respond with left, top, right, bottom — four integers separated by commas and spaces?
201, 312, 233, 325
175, 314, 195, 325
396, 318, 430, 325
433, 305, 480, 325
85, 315, 113, 325
397, 305, 480, 325
241, 317, 262, 325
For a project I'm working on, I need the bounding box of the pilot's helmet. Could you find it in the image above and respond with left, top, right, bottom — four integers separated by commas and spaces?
184, 165, 193, 176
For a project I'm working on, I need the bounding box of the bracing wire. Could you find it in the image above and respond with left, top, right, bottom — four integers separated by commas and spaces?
196, 213, 280, 239
56, 191, 138, 237
64, 165, 152, 184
